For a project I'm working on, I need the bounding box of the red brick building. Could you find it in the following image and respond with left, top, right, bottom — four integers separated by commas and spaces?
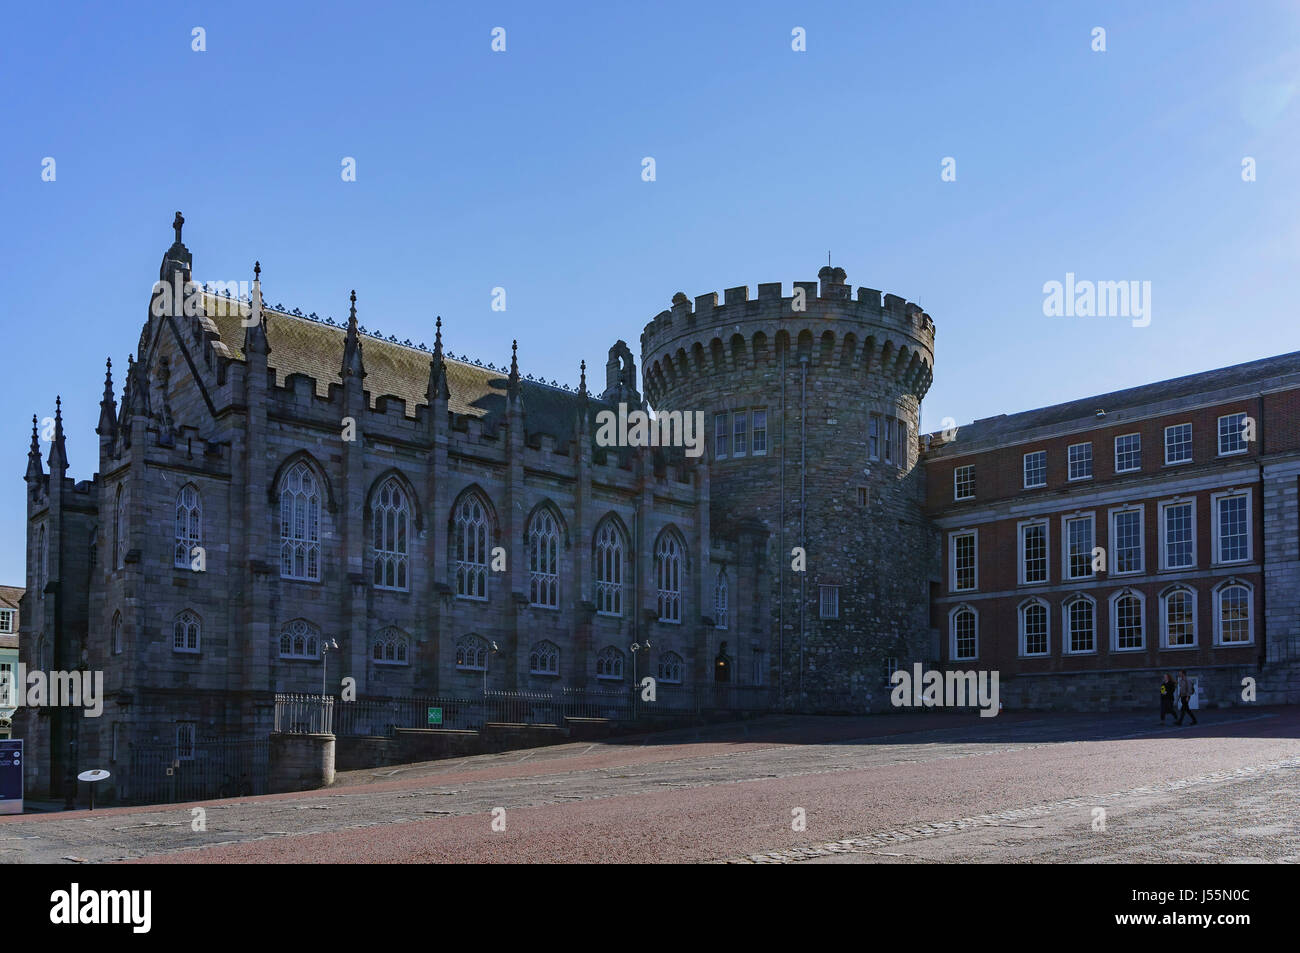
924, 352, 1300, 708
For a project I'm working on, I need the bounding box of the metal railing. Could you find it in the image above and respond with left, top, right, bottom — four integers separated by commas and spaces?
330, 684, 777, 737
124, 738, 269, 804
274, 693, 334, 734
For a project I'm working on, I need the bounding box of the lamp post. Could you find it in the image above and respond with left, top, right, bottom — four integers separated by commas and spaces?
321, 638, 339, 697
483, 641, 499, 695
630, 640, 650, 718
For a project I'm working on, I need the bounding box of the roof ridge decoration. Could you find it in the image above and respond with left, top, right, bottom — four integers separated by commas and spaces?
197, 286, 580, 393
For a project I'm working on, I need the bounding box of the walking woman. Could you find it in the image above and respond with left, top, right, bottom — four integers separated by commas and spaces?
1160, 673, 1177, 725
1175, 670, 1198, 726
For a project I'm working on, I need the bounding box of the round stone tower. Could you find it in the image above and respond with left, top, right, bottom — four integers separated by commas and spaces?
641, 266, 938, 711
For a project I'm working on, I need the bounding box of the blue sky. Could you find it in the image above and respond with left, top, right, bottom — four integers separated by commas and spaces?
2, 1, 1298, 584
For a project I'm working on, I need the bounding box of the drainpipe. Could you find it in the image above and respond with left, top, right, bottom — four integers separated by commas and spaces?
632, 499, 639, 686
799, 355, 808, 705
779, 346, 785, 707
1257, 391, 1267, 668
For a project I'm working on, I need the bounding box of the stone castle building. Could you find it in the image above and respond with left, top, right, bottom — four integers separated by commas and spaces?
14, 214, 1298, 797
14, 215, 939, 797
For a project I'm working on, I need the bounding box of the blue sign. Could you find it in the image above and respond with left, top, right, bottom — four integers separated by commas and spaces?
0, 739, 21, 814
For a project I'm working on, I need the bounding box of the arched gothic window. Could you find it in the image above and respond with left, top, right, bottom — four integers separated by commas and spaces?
114, 486, 126, 569
36, 523, 47, 597
594, 520, 624, 617
371, 477, 410, 591
173, 609, 201, 654
714, 567, 729, 630
528, 510, 560, 609
372, 627, 410, 665
279, 462, 321, 581
280, 619, 321, 659
454, 493, 490, 600
455, 634, 488, 670
658, 651, 684, 684
111, 610, 123, 655
529, 640, 559, 675
596, 645, 625, 680
656, 531, 683, 624
174, 484, 202, 569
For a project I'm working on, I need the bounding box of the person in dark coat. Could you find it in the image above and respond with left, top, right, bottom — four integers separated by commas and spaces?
1175, 669, 1198, 726
1160, 673, 1177, 724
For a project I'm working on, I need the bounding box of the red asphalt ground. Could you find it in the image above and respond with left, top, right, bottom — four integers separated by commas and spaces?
92, 707, 1296, 864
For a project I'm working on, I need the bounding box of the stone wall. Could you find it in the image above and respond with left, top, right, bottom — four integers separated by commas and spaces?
998, 664, 1267, 712
640, 269, 940, 710
268, 731, 335, 793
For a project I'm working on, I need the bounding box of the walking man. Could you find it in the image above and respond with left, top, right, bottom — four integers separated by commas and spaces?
1175, 669, 1198, 726
1160, 673, 1177, 725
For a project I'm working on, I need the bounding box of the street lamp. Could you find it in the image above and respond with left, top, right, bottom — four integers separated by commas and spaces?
483, 640, 499, 695
321, 638, 340, 697
630, 640, 651, 716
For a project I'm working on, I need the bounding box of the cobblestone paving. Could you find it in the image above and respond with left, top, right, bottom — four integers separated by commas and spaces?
1, 708, 1295, 863
731, 755, 1300, 863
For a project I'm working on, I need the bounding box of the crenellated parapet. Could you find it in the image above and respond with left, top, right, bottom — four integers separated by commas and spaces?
640, 267, 935, 409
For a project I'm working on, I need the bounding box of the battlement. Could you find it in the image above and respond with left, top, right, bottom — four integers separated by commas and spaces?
642, 272, 936, 354
640, 267, 936, 407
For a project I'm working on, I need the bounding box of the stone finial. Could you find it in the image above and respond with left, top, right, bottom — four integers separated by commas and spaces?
341, 290, 365, 379
25, 413, 43, 483
244, 261, 270, 356
508, 339, 521, 401
426, 316, 449, 403
173, 211, 184, 244
579, 359, 587, 397
48, 395, 68, 472
97, 358, 118, 438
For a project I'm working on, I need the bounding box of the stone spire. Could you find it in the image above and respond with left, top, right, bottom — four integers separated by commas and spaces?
47, 395, 68, 474
25, 414, 43, 484
426, 315, 449, 403
576, 360, 590, 437
507, 339, 521, 402
243, 261, 271, 356
159, 210, 193, 282
125, 354, 150, 418
340, 289, 366, 380
96, 358, 118, 438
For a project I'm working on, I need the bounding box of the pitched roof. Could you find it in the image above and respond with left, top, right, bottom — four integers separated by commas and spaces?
936, 349, 1300, 451
199, 295, 600, 445
0, 586, 22, 611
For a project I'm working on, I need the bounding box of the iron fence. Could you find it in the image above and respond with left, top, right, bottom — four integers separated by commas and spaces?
274, 692, 334, 734
123, 738, 268, 804
330, 683, 776, 737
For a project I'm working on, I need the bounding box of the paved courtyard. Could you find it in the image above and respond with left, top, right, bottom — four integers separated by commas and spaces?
2, 707, 1297, 863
